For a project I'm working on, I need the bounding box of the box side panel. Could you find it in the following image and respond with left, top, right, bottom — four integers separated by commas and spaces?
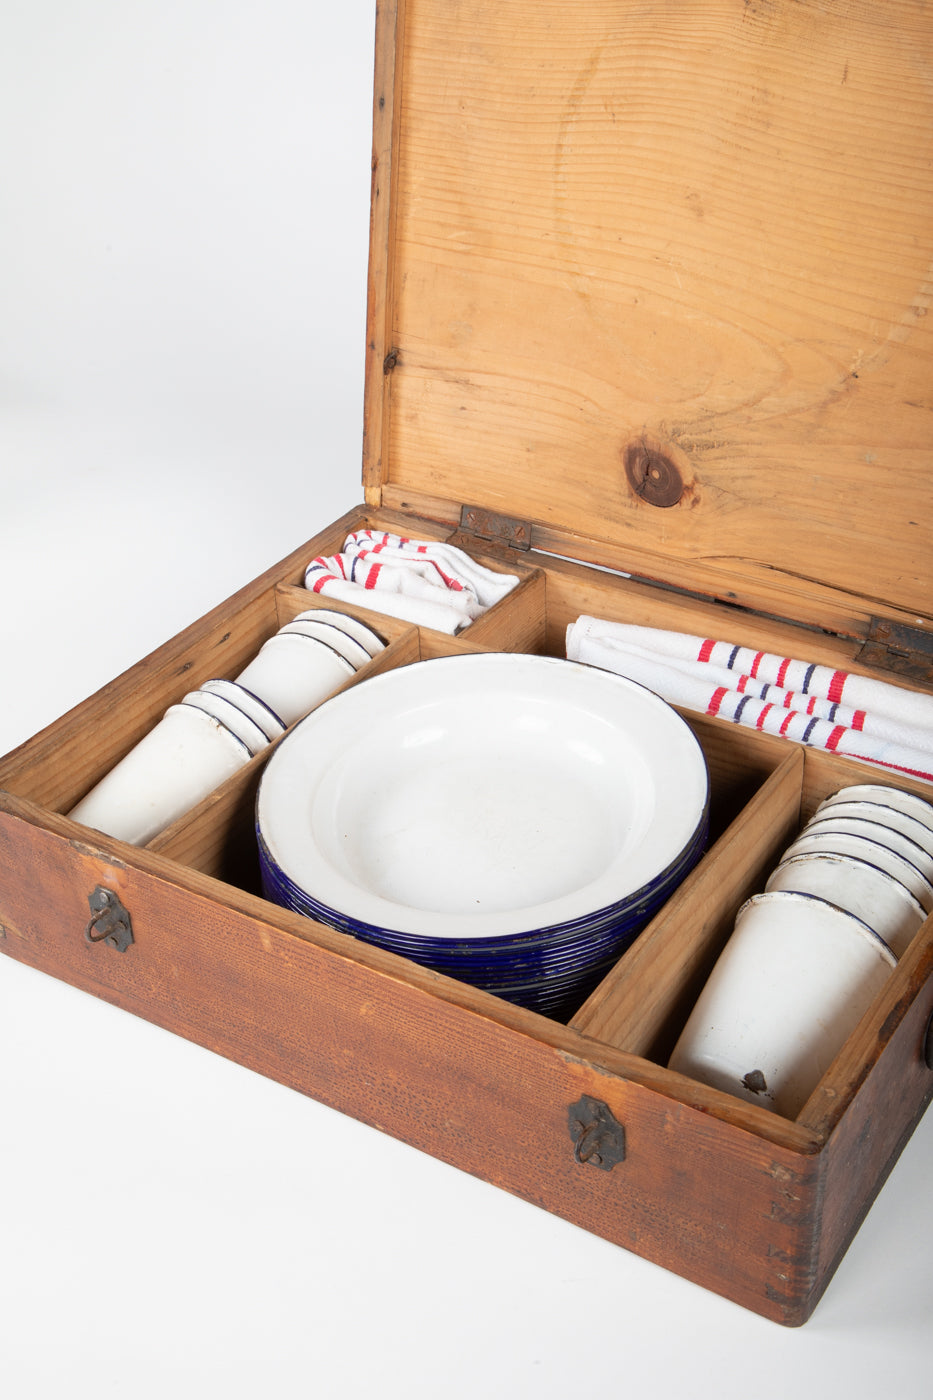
806, 935, 933, 1308
0, 805, 820, 1324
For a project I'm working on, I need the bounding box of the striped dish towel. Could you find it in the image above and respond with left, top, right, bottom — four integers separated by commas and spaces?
566, 617, 933, 784
304, 531, 519, 634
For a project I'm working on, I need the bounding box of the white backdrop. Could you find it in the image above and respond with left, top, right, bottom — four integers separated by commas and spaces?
1, 5, 931, 1396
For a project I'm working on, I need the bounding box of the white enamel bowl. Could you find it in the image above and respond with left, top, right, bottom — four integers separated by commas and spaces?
257, 654, 709, 942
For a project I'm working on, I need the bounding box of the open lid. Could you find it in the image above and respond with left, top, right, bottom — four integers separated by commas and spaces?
363, 0, 933, 643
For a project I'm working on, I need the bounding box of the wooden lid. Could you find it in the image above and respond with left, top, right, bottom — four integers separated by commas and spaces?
363, 0, 933, 635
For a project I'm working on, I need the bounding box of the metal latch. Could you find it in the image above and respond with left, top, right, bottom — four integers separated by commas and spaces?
856, 617, 933, 687
567, 1094, 627, 1171
459, 505, 533, 551
84, 886, 134, 953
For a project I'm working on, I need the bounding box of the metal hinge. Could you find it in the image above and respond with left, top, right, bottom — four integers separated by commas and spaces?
855, 617, 933, 687
459, 504, 533, 551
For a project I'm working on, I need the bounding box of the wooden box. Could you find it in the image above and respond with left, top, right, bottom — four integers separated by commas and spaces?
2, 0, 932, 1326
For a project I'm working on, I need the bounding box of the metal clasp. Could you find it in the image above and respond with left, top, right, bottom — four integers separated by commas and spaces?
84, 886, 134, 953
568, 1094, 626, 1171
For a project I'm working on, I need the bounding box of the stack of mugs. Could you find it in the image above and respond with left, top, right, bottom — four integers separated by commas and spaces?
669, 783, 933, 1118
234, 610, 385, 726
765, 785, 933, 949
68, 610, 386, 846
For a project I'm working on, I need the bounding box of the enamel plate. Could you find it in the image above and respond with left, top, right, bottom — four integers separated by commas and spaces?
256, 654, 709, 939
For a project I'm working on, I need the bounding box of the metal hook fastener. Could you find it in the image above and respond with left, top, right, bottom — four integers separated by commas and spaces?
84, 886, 134, 953
568, 1095, 627, 1171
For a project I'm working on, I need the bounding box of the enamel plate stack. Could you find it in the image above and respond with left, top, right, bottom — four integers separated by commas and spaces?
256, 654, 709, 1017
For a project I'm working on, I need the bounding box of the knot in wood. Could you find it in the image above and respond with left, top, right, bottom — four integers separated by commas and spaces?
623, 441, 684, 508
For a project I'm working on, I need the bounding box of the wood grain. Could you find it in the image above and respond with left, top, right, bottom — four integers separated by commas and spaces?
273, 583, 419, 644
533, 545, 921, 674
571, 750, 804, 1055
375, 0, 933, 623
461, 567, 547, 653
382, 484, 933, 645
363, 0, 406, 501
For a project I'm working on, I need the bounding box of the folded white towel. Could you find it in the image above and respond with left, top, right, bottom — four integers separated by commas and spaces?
301, 564, 471, 634
303, 531, 519, 634
566, 617, 933, 785
345, 530, 519, 609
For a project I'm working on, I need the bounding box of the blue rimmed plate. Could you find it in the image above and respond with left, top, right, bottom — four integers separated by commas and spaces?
256, 653, 709, 1013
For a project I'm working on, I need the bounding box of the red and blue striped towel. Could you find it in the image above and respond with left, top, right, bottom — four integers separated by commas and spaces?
566, 618, 933, 784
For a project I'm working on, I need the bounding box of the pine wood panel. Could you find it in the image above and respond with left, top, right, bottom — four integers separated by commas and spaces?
374, 0, 933, 622
571, 749, 805, 1056
273, 583, 420, 643
534, 547, 926, 673
460, 567, 547, 652
382, 484, 933, 640
363, 0, 405, 500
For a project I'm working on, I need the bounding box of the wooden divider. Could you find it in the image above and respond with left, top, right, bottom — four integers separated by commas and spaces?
571, 750, 804, 1059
